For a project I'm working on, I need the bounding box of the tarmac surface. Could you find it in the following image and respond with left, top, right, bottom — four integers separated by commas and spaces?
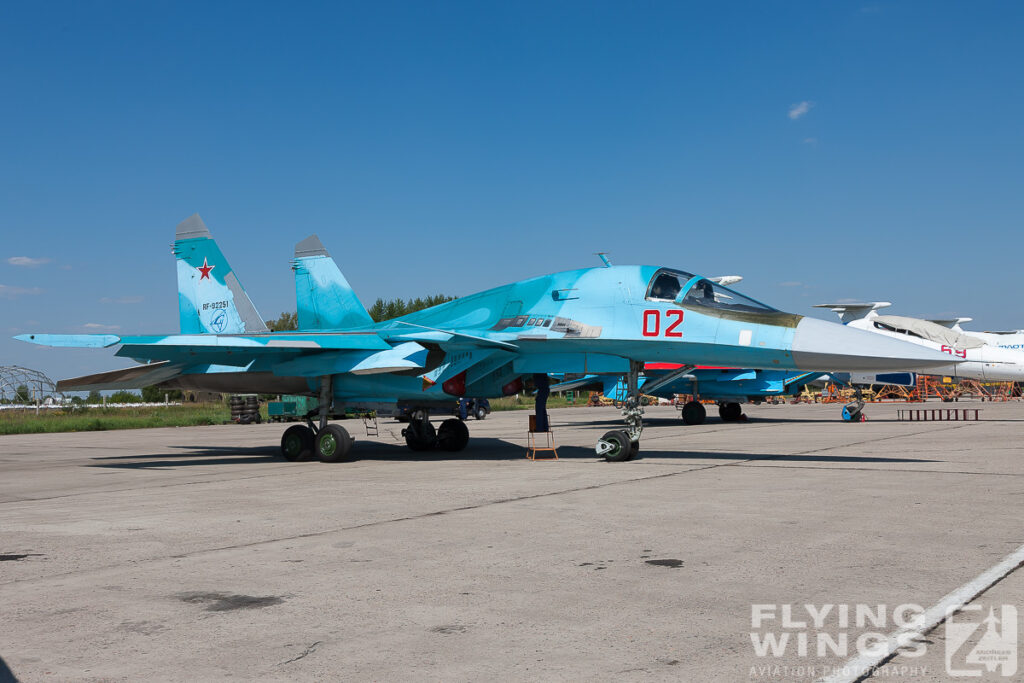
1, 401, 1023, 682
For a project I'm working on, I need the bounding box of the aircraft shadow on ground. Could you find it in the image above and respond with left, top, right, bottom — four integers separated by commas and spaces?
0, 655, 18, 683
85, 438, 935, 467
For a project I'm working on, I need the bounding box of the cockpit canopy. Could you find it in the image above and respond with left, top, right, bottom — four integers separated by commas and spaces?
646, 268, 778, 314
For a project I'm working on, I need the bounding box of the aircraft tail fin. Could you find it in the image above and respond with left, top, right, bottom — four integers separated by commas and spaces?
174, 214, 268, 335
813, 301, 891, 324
292, 235, 374, 330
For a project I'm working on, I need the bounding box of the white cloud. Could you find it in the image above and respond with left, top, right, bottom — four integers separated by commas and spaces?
99, 295, 144, 304
803, 137, 818, 145
788, 101, 813, 120
0, 284, 43, 299
7, 256, 52, 267
82, 323, 121, 331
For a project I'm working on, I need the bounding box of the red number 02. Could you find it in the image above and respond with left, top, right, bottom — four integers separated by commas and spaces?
642, 309, 684, 337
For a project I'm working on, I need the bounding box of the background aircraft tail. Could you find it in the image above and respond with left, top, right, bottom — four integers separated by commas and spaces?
813, 301, 891, 324
292, 235, 374, 330
174, 214, 268, 334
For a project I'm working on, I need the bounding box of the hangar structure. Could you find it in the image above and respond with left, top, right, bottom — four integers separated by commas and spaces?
0, 365, 63, 405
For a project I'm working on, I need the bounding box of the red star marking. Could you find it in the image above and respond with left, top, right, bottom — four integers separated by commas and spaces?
197, 257, 215, 280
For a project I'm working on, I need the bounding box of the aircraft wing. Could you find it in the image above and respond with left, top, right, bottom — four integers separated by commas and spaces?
55, 361, 186, 392
385, 322, 520, 350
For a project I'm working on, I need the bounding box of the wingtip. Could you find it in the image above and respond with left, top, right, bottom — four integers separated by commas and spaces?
176, 213, 211, 240
295, 234, 329, 258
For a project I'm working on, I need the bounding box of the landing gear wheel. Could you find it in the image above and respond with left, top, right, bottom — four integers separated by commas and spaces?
718, 402, 743, 422
474, 406, 487, 420
404, 420, 437, 451
681, 401, 706, 425
315, 424, 354, 462
596, 430, 633, 462
280, 424, 314, 461
629, 439, 640, 459
841, 404, 864, 422
437, 418, 470, 452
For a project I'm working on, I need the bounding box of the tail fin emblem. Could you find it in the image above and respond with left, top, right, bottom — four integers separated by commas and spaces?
197, 257, 215, 280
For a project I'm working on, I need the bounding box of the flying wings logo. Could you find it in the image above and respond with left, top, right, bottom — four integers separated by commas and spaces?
946, 604, 1018, 677
209, 309, 227, 333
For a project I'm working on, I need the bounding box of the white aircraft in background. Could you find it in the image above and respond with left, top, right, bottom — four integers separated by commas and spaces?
814, 302, 1024, 382
925, 317, 1024, 352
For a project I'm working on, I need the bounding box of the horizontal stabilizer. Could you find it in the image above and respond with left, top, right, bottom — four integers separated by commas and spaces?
56, 361, 184, 392
111, 332, 391, 363
15, 334, 121, 348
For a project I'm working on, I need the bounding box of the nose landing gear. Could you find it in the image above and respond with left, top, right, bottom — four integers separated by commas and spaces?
596, 360, 644, 461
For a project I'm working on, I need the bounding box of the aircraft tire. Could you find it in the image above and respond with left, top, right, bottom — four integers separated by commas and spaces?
681, 401, 706, 425
719, 402, 743, 422
599, 430, 633, 462
474, 407, 487, 420
316, 424, 354, 463
437, 418, 470, 452
629, 438, 640, 460
404, 420, 437, 451
280, 424, 314, 461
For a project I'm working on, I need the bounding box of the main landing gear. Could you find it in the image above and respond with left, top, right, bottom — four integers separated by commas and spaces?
681, 400, 706, 425
279, 375, 355, 463
402, 409, 470, 452
718, 401, 743, 422
596, 360, 643, 462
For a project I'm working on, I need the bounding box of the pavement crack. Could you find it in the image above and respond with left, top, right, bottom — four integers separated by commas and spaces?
277, 641, 321, 666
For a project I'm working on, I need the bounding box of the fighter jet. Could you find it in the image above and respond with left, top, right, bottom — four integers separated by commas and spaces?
16, 215, 957, 463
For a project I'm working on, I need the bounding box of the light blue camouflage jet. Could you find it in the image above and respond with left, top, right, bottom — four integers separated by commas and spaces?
16, 214, 957, 463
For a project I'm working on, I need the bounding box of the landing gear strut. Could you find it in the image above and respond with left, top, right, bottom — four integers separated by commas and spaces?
277, 375, 355, 463
596, 360, 643, 461
403, 409, 436, 451
842, 387, 866, 422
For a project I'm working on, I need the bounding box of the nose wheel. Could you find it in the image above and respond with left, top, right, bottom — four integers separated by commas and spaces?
595, 360, 644, 461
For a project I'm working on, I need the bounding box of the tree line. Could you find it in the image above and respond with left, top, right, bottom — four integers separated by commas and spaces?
265, 295, 456, 331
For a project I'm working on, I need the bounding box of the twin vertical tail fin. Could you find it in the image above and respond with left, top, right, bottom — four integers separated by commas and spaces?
292, 235, 373, 330
174, 214, 268, 334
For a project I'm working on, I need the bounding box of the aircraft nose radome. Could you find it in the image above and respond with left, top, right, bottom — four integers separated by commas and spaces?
791, 317, 959, 372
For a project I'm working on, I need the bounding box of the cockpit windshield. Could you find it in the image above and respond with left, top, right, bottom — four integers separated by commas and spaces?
680, 279, 778, 314
645, 269, 693, 302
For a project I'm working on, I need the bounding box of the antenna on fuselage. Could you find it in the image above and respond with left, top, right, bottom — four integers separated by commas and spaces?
595, 252, 612, 267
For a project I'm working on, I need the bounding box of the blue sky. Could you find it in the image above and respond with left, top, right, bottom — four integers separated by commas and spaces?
2, 1, 1022, 381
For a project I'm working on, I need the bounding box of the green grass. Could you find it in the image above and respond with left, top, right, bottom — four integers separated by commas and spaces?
0, 395, 597, 435
487, 395, 588, 411
0, 404, 232, 435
